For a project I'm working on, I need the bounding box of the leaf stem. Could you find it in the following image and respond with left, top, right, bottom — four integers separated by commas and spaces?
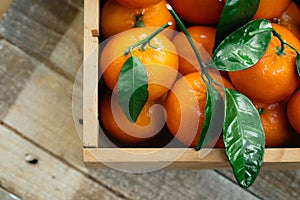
166, 4, 214, 84
124, 22, 172, 55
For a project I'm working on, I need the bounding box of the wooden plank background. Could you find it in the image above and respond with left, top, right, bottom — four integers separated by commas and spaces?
0, 0, 299, 199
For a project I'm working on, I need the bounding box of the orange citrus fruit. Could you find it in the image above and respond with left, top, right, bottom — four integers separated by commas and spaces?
101, 0, 176, 38
165, 72, 235, 147
100, 28, 178, 101
229, 23, 300, 103
280, 1, 300, 40
168, 0, 225, 25
172, 26, 216, 75
287, 89, 300, 134
253, 100, 297, 147
100, 90, 165, 143
253, 0, 291, 19
115, 0, 162, 8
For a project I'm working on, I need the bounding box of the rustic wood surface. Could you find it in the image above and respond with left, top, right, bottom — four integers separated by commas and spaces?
0, 0, 300, 199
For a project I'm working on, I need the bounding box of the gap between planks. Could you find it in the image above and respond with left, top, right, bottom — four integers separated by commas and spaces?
0, 121, 131, 200
1, 32, 75, 82
214, 170, 264, 200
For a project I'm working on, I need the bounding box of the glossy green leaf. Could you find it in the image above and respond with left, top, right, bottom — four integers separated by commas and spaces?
297, 53, 300, 76
223, 89, 265, 188
118, 55, 149, 123
214, 0, 260, 49
195, 82, 225, 151
213, 19, 272, 71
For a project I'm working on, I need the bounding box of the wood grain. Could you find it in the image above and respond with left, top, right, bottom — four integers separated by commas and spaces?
83, 0, 99, 147
3, 46, 84, 167
0, 125, 123, 200
65, 0, 84, 9
0, 40, 35, 119
87, 168, 259, 200
84, 148, 300, 169
218, 169, 300, 200
0, 0, 82, 80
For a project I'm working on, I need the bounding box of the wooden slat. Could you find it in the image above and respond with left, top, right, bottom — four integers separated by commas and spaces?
84, 148, 300, 169
218, 169, 300, 200
2, 41, 85, 166
83, 0, 99, 147
87, 168, 259, 200
0, 125, 123, 200
0, 0, 82, 79
0, 39, 36, 119
84, 148, 229, 169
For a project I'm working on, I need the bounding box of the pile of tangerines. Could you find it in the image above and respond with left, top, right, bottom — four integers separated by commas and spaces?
99, 0, 300, 148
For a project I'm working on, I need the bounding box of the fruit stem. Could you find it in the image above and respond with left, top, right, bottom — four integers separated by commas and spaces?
272, 30, 300, 55
249, 27, 300, 56
134, 11, 146, 28
166, 4, 214, 84
124, 22, 172, 55
258, 108, 264, 115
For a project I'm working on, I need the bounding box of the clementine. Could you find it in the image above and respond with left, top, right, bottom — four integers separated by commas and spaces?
229, 23, 300, 103
168, 0, 225, 25
115, 0, 162, 8
100, 90, 165, 143
253, 101, 297, 147
101, 0, 176, 38
287, 89, 300, 134
254, 0, 291, 19
280, 1, 300, 40
165, 72, 235, 147
172, 26, 216, 75
100, 28, 178, 101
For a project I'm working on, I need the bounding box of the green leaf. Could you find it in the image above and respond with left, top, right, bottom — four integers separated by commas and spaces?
214, 0, 260, 49
195, 82, 225, 151
223, 89, 265, 188
297, 53, 300, 76
118, 55, 149, 123
213, 19, 272, 71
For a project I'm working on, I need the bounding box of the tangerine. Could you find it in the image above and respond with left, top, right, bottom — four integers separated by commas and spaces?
287, 89, 300, 134
229, 23, 300, 103
100, 90, 165, 143
101, 0, 176, 38
115, 0, 162, 8
168, 0, 225, 25
100, 28, 178, 101
254, 0, 291, 19
280, 1, 300, 40
253, 101, 297, 147
165, 72, 235, 147
172, 26, 216, 75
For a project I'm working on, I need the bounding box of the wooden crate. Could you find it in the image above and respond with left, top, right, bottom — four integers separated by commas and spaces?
83, 0, 300, 168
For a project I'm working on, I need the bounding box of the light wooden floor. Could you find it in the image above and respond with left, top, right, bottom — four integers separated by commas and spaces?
0, 0, 300, 199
